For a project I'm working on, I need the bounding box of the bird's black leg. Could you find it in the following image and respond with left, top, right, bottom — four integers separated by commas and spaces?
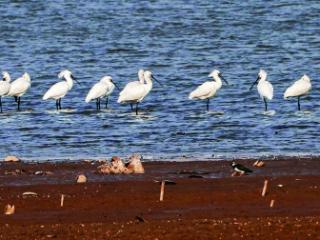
96, 99, 99, 111
14, 96, 18, 103
130, 103, 133, 111
135, 103, 139, 115
105, 97, 109, 109
98, 98, 101, 111
56, 100, 59, 110
298, 96, 301, 111
17, 97, 21, 111
58, 98, 62, 110
0, 97, 2, 113
264, 98, 268, 111
206, 99, 210, 111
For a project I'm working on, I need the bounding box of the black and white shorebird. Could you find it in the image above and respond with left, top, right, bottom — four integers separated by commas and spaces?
231, 161, 253, 175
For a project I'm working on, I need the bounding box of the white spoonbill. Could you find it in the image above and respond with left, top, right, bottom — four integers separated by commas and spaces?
189, 69, 228, 111
85, 76, 120, 110
7, 72, 31, 111
0, 71, 11, 113
119, 69, 145, 111
284, 74, 311, 111
118, 70, 161, 115
249, 69, 273, 111
43, 69, 80, 110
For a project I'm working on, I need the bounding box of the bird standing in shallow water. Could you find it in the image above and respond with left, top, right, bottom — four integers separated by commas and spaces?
0, 71, 11, 113
118, 70, 161, 115
43, 69, 80, 110
231, 161, 253, 176
189, 69, 228, 111
249, 69, 273, 111
7, 72, 31, 111
284, 74, 311, 111
85, 76, 119, 111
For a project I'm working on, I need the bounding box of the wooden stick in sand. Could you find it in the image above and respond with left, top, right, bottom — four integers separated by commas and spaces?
261, 180, 268, 197
160, 181, 165, 201
270, 199, 275, 208
60, 194, 65, 207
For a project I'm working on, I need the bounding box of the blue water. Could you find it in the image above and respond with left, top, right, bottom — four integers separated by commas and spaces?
0, 0, 320, 161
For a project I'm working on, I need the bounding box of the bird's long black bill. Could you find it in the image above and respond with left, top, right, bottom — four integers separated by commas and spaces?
249, 76, 259, 90
71, 75, 81, 85
152, 76, 162, 86
221, 76, 229, 85
113, 82, 120, 91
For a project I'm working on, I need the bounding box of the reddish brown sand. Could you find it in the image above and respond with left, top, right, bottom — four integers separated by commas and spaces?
0, 157, 320, 239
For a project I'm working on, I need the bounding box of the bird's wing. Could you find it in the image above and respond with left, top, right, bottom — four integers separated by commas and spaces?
189, 81, 215, 99
284, 80, 311, 98
258, 81, 273, 100
119, 81, 140, 96
43, 82, 68, 100
105, 83, 115, 96
85, 82, 107, 102
8, 79, 30, 96
118, 84, 145, 103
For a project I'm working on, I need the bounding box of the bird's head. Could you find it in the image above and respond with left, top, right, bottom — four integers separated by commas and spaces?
2, 71, 11, 82
101, 75, 120, 90
58, 69, 80, 84
231, 161, 236, 167
208, 69, 228, 85
144, 70, 162, 86
258, 69, 267, 81
302, 74, 311, 82
22, 72, 31, 82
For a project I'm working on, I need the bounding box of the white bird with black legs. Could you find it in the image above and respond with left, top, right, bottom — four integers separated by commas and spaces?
249, 69, 273, 111
119, 69, 145, 111
43, 69, 80, 110
0, 71, 11, 113
7, 72, 31, 111
85, 76, 119, 110
284, 74, 311, 111
118, 70, 161, 115
189, 69, 228, 111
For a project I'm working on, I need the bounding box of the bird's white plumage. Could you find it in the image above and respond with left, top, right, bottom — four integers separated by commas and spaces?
189, 69, 223, 100
256, 70, 273, 100
0, 72, 11, 96
118, 70, 153, 104
7, 73, 31, 97
85, 76, 115, 103
43, 70, 74, 100
284, 75, 311, 99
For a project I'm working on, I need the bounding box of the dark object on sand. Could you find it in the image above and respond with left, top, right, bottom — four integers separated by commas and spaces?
189, 175, 204, 178
135, 215, 147, 223
231, 161, 253, 175
153, 180, 176, 185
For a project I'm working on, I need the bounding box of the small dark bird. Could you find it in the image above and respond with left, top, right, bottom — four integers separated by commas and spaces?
231, 161, 253, 175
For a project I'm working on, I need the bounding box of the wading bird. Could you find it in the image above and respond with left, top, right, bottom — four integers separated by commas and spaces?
249, 69, 273, 111
284, 74, 311, 111
231, 161, 253, 176
43, 69, 80, 110
118, 70, 161, 115
7, 72, 31, 111
189, 69, 228, 111
0, 71, 11, 113
85, 76, 119, 110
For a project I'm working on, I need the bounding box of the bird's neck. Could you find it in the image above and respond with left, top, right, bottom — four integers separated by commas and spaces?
65, 76, 74, 90
213, 76, 222, 88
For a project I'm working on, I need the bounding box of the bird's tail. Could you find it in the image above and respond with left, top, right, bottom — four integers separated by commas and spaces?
188, 91, 195, 100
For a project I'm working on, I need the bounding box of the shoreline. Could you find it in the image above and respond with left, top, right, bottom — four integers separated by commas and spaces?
1, 158, 320, 239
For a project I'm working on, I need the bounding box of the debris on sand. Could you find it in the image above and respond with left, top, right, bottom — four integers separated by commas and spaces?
4, 155, 21, 162
125, 154, 145, 174
22, 192, 38, 197
253, 160, 265, 167
4, 204, 15, 215
97, 154, 145, 175
76, 174, 87, 183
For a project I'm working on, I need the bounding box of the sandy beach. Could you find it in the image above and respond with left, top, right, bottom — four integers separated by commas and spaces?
0, 157, 320, 239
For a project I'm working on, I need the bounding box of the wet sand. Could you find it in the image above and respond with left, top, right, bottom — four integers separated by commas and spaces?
0, 157, 320, 239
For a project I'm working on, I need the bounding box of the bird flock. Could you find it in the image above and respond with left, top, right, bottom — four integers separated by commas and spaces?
0, 68, 312, 114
